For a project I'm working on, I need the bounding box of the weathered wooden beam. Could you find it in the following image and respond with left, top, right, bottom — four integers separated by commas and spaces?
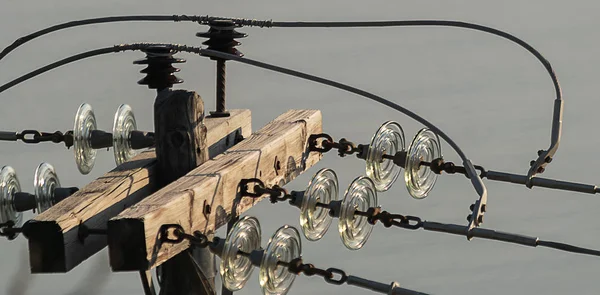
25, 107, 251, 273
108, 109, 322, 271
153, 90, 214, 295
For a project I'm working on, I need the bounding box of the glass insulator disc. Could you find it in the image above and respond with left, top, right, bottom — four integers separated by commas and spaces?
366, 121, 405, 192
113, 104, 138, 166
220, 216, 262, 291
404, 128, 442, 199
299, 168, 338, 241
259, 225, 301, 295
0, 166, 22, 231
339, 176, 377, 250
73, 103, 97, 175
33, 162, 60, 213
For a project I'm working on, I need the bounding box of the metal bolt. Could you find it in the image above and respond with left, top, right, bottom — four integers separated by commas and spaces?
477, 215, 484, 224
537, 167, 545, 173
537, 150, 544, 156
530, 160, 536, 167
481, 204, 486, 213
467, 214, 472, 222
274, 157, 282, 173
203, 200, 211, 216
545, 157, 553, 163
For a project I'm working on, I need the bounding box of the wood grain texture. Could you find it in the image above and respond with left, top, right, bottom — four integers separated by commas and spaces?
108, 110, 322, 271
153, 90, 214, 295
26, 108, 251, 273
154, 90, 207, 186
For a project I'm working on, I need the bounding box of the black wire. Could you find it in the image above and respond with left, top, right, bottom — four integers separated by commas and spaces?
1, 17, 562, 103
0, 15, 203, 62
0, 44, 203, 95
0, 44, 471, 162
1, 42, 597, 262
198, 48, 473, 165
0, 46, 123, 94
0, 42, 487, 195
537, 240, 600, 257
270, 20, 561, 102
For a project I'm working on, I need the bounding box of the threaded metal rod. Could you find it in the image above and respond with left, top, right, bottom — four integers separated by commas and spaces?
217, 59, 226, 112
211, 59, 230, 117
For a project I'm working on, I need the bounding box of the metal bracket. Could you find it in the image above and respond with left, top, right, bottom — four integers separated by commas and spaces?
526, 98, 563, 186
464, 160, 487, 238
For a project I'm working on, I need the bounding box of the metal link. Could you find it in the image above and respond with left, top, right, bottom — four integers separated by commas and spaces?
362, 208, 423, 230
266, 186, 292, 203
308, 133, 334, 153
325, 268, 348, 285
398, 216, 424, 230
239, 178, 267, 198
307, 133, 364, 157
425, 158, 487, 178
160, 224, 186, 244
287, 258, 348, 285
19, 130, 43, 143
159, 224, 211, 248
239, 178, 294, 203
0, 129, 75, 147
334, 138, 359, 157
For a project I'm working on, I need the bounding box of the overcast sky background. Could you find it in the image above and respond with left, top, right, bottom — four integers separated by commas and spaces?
1, 1, 600, 294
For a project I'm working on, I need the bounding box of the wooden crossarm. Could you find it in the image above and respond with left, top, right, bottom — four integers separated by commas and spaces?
25, 109, 252, 273
108, 109, 322, 271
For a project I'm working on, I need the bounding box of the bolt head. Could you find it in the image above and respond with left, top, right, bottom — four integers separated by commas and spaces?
481, 204, 487, 213
467, 214, 472, 222
537, 167, 545, 173
477, 215, 484, 224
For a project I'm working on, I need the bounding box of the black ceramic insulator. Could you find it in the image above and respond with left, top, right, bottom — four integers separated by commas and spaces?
196, 19, 247, 60
134, 45, 185, 90
197, 20, 247, 117
130, 131, 155, 149
392, 151, 407, 168
90, 130, 113, 149
13, 192, 36, 212
54, 187, 79, 203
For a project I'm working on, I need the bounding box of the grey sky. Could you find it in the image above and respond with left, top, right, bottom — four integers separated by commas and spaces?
0, 1, 599, 294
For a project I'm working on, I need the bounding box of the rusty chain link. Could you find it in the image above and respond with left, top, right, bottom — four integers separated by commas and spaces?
159, 224, 353, 286
239, 178, 294, 203
359, 207, 423, 230
159, 224, 212, 248
286, 258, 348, 285
308, 133, 366, 158
240, 179, 425, 230
425, 158, 487, 178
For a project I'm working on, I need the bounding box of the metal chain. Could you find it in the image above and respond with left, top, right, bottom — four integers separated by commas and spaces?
239, 178, 294, 203
160, 224, 211, 248
426, 158, 487, 178
307, 134, 365, 157
286, 258, 348, 285
160, 225, 353, 287
362, 207, 423, 230
0, 220, 22, 240
1, 130, 74, 147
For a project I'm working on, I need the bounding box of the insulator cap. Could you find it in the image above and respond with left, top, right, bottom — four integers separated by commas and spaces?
133, 45, 185, 90
197, 19, 247, 60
